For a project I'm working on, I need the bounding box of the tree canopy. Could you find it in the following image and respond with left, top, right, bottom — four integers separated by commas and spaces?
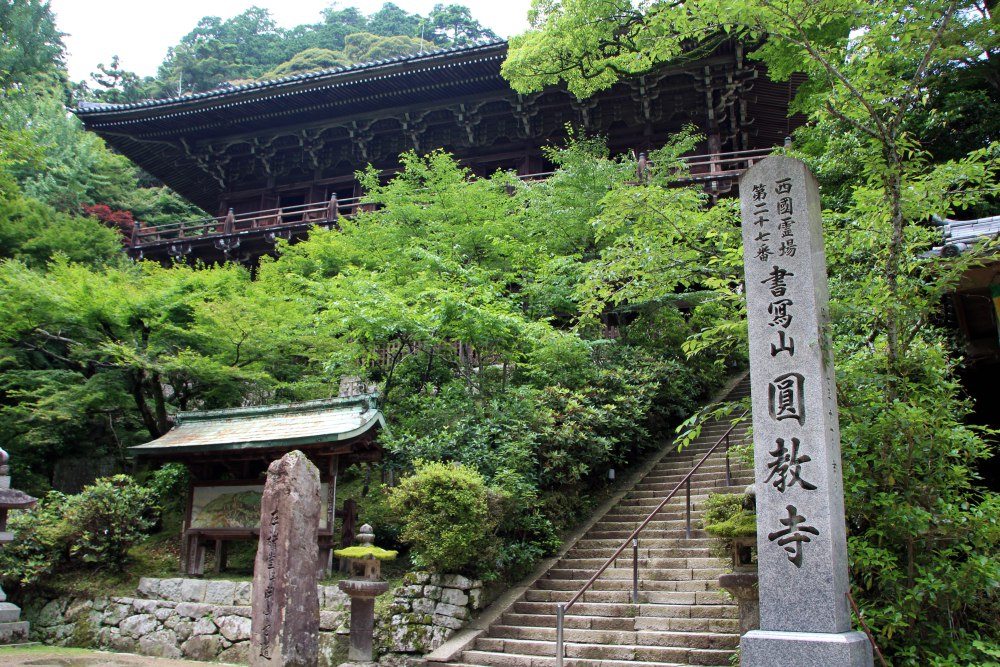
80, 3, 498, 100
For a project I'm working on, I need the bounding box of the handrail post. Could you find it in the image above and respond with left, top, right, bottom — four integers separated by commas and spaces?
725, 432, 732, 486
327, 193, 339, 225
632, 538, 639, 604
556, 603, 565, 667
685, 478, 692, 539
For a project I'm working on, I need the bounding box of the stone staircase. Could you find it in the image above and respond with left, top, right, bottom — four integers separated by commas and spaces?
434, 377, 753, 667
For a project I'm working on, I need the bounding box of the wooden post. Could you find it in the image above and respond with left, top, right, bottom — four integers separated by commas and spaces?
223, 207, 235, 234
326, 194, 339, 224
326, 455, 339, 575
214, 538, 224, 574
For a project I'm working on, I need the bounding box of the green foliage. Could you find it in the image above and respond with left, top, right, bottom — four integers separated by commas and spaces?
147, 4, 495, 95
387, 461, 497, 575
0, 194, 123, 268
0, 0, 64, 89
63, 475, 158, 567
0, 475, 158, 586
144, 463, 189, 513
701, 493, 756, 539
0, 89, 136, 212
0, 491, 69, 585
263, 33, 435, 80
264, 48, 349, 78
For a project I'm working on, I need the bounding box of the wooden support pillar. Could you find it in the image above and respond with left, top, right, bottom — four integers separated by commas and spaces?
326, 455, 339, 575
214, 538, 224, 574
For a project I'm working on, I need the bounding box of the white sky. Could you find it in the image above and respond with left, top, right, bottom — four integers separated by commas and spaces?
50, 0, 534, 83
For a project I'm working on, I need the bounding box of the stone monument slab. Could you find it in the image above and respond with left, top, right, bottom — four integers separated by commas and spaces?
738, 156, 872, 665
249, 450, 321, 666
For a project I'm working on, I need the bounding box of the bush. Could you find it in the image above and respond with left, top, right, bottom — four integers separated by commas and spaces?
0, 491, 70, 585
388, 461, 497, 576
65, 475, 158, 567
701, 492, 756, 539
144, 463, 189, 513
0, 474, 159, 586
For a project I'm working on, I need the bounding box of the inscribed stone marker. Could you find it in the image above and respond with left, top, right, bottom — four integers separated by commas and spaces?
738, 156, 873, 665
250, 450, 321, 667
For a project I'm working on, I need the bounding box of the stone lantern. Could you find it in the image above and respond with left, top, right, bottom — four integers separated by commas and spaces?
0, 447, 37, 644
336, 524, 397, 665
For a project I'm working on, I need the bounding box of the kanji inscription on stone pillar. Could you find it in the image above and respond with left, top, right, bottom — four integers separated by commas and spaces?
250, 450, 321, 667
739, 156, 873, 665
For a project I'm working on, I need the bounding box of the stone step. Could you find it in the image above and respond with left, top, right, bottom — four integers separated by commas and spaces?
533, 578, 718, 594
555, 557, 726, 570
465, 638, 733, 665
584, 529, 711, 540
626, 485, 742, 499
523, 588, 730, 606
484, 625, 739, 650
634, 472, 751, 488
564, 547, 712, 560
510, 601, 737, 620
590, 518, 708, 532
456, 652, 685, 667
573, 537, 718, 549
499, 613, 739, 634
545, 567, 727, 581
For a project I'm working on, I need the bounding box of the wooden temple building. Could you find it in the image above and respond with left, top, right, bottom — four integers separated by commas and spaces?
129, 393, 385, 575
75, 39, 801, 264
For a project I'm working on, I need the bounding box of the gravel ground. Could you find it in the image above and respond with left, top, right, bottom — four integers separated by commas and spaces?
0, 646, 238, 666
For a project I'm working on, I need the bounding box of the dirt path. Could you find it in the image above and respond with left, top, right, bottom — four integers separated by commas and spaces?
0, 646, 238, 666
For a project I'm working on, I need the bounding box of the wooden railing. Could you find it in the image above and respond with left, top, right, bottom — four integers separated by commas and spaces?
128, 147, 775, 251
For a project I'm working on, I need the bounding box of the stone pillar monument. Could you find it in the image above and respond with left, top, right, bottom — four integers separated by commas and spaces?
250, 450, 321, 667
738, 156, 873, 665
0, 447, 37, 644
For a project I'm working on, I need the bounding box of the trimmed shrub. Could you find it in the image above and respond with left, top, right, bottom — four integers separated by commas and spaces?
388, 460, 497, 575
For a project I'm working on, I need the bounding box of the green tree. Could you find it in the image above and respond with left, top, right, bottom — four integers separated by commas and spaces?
0, 0, 64, 89
264, 48, 349, 78
367, 2, 423, 38
341, 32, 434, 62
428, 4, 497, 45
87, 56, 154, 104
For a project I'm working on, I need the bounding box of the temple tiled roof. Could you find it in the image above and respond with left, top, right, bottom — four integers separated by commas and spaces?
74, 39, 508, 118
130, 395, 384, 456
932, 215, 1000, 256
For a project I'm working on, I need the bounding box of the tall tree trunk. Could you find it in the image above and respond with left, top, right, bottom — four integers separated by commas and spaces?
129, 369, 162, 439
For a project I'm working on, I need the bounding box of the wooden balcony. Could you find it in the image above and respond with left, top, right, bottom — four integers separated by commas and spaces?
128, 147, 774, 263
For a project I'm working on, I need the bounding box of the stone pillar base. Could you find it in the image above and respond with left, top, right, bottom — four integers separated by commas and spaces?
741, 629, 873, 666
0, 621, 29, 644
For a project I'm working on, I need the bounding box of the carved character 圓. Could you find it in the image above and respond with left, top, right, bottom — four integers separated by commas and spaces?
768, 372, 805, 424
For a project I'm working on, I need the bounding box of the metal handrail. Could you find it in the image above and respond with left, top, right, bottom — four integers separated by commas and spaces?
555, 410, 749, 666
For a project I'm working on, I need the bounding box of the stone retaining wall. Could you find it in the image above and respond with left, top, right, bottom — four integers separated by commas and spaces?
24, 573, 484, 665
24, 577, 350, 664
380, 572, 484, 657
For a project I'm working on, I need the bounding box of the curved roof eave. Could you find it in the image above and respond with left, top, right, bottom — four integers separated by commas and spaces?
73, 39, 509, 120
